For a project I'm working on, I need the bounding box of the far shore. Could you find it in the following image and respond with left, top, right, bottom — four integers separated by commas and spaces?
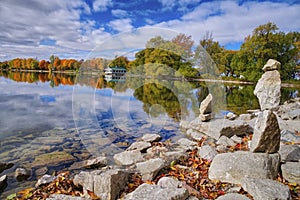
1, 68, 300, 88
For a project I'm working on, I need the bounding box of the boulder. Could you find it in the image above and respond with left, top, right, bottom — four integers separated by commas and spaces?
84, 156, 108, 169
208, 151, 280, 184
123, 183, 189, 200
280, 129, 300, 143
281, 162, 300, 185
279, 144, 300, 162
73, 169, 129, 200
262, 59, 281, 72
186, 129, 206, 141
189, 118, 253, 140
199, 113, 214, 122
241, 177, 291, 200
176, 138, 198, 151
225, 112, 238, 120
0, 162, 14, 173
238, 114, 254, 121
198, 145, 217, 161
127, 141, 152, 152
157, 177, 182, 188
199, 93, 213, 114
254, 70, 281, 110
113, 150, 144, 166
0, 175, 7, 190
141, 134, 161, 142
250, 110, 280, 153
136, 158, 165, 181
35, 174, 56, 187
46, 194, 88, 200
216, 193, 251, 200
15, 167, 31, 181
217, 136, 236, 147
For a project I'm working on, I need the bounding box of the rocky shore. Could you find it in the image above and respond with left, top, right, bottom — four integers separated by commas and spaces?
1, 59, 300, 199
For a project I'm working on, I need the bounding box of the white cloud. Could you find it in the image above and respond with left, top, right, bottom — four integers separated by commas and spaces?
154, 1, 300, 45
108, 18, 133, 33
0, 0, 112, 61
93, 0, 112, 12
111, 9, 128, 17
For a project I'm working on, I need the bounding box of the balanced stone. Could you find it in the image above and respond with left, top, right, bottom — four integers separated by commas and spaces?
262, 59, 281, 72
250, 110, 280, 153
199, 93, 213, 114
254, 63, 281, 110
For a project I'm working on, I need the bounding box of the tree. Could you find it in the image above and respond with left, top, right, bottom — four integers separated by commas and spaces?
109, 56, 129, 69
231, 22, 300, 81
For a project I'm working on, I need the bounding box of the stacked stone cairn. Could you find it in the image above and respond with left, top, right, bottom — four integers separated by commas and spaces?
199, 93, 214, 122
208, 59, 293, 200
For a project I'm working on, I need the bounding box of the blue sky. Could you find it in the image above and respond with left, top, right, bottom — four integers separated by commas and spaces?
0, 0, 299, 61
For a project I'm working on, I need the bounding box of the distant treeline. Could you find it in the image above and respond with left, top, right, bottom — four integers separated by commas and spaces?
1, 22, 299, 81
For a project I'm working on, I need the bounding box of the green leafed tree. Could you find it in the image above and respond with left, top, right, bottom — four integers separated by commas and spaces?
231, 22, 300, 81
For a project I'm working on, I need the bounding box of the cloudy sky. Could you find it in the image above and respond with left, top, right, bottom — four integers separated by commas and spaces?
0, 0, 299, 61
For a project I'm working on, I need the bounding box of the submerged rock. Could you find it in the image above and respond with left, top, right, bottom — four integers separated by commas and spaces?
0, 175, 7, 190
0, 162, 14, 173
15, 167, 31, 181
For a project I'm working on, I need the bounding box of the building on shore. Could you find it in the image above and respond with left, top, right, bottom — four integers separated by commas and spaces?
104, 67, 126, 82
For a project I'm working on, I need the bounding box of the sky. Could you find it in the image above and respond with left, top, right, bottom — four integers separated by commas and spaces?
0, 0, 299, 61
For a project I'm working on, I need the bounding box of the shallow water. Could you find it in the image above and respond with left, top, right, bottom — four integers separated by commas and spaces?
0, 72, 299, 198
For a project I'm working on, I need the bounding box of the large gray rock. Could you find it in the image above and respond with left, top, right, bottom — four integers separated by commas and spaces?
198, 145, 217, 161
113, 150, 144, 166
281, 162, 300, 185
217, 136, 236, 147
189, 118, 253, 139
280, 129, 300, 143
0, 162, 13, 173
241, 177, 291, 200
73, 169, 129, 200
123, 183, 189, 200
254, 70, 281, 110
262, 59, 281, 72
186, 129, 206, 141
279, 144, 300, 162
136, 158, 165, 181
199, 93, 213, 114
35, 174, 56, 187
157, 177, 182, 188
127, 141, 152, 152
141, 134, 161, 142
250, 110, 280, 153
46, 194, 88, 200
216, 193, 251, 200
84, 156, 108, 169
208, 151, 280, 184
0, 175, 7, 190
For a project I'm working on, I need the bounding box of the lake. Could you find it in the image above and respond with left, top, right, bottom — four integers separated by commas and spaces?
0, 71, 299, 197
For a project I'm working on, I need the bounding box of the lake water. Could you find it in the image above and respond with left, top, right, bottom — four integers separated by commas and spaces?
0, 71, 299, 197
